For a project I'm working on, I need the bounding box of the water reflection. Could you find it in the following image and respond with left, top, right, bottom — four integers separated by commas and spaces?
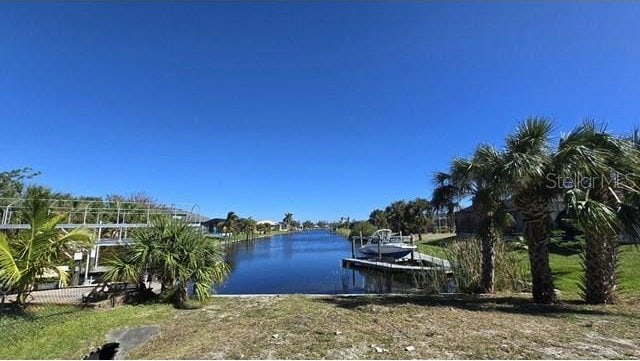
214, 230, 427, 294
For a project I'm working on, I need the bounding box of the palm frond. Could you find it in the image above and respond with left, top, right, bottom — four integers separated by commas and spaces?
0, 233, 21, 287
103, 256, 142, 284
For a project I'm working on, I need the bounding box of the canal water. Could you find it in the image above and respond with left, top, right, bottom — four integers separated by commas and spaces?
214, 229, 420, 294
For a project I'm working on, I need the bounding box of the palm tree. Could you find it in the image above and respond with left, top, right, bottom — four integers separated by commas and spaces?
502, 118, 558, 303
257, 222, 271, 235
0, 196, 93, 305
445, 145, 511, 293
405, 198, 432, 240
432, 171, 461, 232
105, 216, 229, 306
368, 209, 388, 229
555, 122, 640, 304
282, 213, 294, 231
240, 218, 257, 241
385, 201, 407, 233
223, 211, 240, 238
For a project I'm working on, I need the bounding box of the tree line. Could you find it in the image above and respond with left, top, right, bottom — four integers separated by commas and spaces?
431, 118, 640, 305
336, 198, 436, 240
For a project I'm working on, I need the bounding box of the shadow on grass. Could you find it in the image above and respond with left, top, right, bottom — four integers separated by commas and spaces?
548, 237, 584, 256
314, 294, 633, 319
0, 303, 81, 324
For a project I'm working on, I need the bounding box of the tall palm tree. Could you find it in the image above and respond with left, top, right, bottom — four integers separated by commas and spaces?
385, 201, 407, 233
445, 145, 511, 293
223, 211, 240, 237
502, 118, 558, 303
432, 171, 461, 232
405, 198, 432, 240
240, 218, 257, 240
282, 213, 294, 231
0, 196, 93, 305
105, 216, 229, 306
555, 122, 640, 304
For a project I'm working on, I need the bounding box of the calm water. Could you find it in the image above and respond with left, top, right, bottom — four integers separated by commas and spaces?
214, 229, 420, 294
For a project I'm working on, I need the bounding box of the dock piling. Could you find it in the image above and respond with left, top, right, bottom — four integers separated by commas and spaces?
410, 234, 415, 261
351, 237, 355, 258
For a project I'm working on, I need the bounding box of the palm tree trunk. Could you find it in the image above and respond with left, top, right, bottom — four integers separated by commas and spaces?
524, 219, 556, 303
16, 287, 29, 305
583, 231, 618, 304
174, 287, 188, 307
479, 217, 496, 293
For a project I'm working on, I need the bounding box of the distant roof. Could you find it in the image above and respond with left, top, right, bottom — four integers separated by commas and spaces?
257, 220, 278, 225
168, 208, 210, 223
202, 218, 226, 226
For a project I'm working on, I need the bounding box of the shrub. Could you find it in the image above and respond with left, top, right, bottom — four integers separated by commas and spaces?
444, 238, 530, 293
335, 228, 351, 239
350, 221, 377, 237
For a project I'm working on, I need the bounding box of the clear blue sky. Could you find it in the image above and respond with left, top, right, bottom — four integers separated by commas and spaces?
2, 2, 639, 221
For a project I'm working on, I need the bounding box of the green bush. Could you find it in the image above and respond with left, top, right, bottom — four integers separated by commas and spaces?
335, 228, 351, 239
350, 221, 377, 237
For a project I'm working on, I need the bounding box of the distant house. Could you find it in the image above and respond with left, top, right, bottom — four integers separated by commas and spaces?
167, 208, 210, 233
254, 220, 275, 231
257, 220, 278, 226
168, 208, 209, 224
202, 218, 226, 234
454, 199, 565, 238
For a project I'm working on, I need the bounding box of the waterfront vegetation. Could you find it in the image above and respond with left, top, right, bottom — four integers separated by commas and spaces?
429, 119, 640, 305
335, 119, 640, 306
417, 235, 640, 300
104, 216, 229, 307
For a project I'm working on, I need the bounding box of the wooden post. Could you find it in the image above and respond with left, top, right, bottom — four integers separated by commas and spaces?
377, 237, 381, 261
410, 234, 415, 261
351, 237, 355, 258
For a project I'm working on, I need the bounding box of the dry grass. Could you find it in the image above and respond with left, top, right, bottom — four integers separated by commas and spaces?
129, 295, 640, 359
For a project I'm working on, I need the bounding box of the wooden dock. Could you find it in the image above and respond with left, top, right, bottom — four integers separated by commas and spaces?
342, 251, 452, 274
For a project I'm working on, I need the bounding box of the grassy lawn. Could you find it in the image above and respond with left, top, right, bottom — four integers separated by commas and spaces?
2, 295, 640, 359
0, 304, 174, 359
417, 233, 640, 301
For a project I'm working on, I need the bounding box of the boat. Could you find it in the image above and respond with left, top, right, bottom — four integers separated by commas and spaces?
358, 229, 417, 259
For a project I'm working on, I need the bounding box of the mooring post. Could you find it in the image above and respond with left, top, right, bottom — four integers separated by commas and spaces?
351, 237, 355, 258
410, 234, 415, 261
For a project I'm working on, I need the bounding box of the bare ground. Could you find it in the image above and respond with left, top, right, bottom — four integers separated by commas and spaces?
130, 294, 640, 359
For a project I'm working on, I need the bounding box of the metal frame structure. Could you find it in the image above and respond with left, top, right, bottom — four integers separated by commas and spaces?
0, 197, 205, 285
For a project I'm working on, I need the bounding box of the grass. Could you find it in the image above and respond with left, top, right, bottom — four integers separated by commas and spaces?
0, 304, 173, 359
3, 295, 639, 359
132, 295, 640, 359
417, 233, 640, 301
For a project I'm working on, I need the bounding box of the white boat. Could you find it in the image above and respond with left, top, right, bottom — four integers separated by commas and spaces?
358, 229, 417, 259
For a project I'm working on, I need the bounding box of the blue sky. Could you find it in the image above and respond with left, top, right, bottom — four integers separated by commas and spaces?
1, 2, 639, 221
